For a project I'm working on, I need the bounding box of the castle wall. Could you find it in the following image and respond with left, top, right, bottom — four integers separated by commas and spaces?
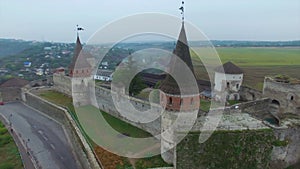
52, 74, 162, 135
263, 77, 300, 116
239, 86, 263, 101
53, 73, 96, 107
53, 73, 72, 96
95, 86, 161, 136
208, 98, 271, 120
271, 125, 300, 169
0, 87, 22, 102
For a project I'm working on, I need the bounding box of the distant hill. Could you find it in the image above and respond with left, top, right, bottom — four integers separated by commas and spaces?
0, 39, 35, 57
114, 40, 300, 50
209, 40, 300, 47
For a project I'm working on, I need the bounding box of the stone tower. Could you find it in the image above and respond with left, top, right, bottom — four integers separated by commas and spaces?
214, 61, 243, 101
69, 35, 93, 77
69, 35, 95, 107
159, 23, 200, 165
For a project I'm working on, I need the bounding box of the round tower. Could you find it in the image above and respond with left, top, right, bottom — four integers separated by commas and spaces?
159, 22, 200, 164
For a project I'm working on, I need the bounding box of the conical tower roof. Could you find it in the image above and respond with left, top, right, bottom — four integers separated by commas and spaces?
69, 36, 83, 72
173, 24, 194, 73
69, 35, 93, 77
215, 61, 243, 74
160, 23, 196, 95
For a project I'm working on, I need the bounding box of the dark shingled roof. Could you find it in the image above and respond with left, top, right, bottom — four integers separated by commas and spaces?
69, 36, 92, 76
0, 78, 29, 88
215, 61, 243, 74
159, 23, 197, 95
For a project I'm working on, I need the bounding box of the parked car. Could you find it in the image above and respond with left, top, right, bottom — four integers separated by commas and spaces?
0, 102, 4, 105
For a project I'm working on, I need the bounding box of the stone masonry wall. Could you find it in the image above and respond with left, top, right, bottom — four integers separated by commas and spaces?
271, 124, 300, 168
214, 98, 271, 120
95, 86, 161, 136
239, 85, 263, 101
0, 87, 22, 102
263, 77, 300, 116
53, 73, 72, 96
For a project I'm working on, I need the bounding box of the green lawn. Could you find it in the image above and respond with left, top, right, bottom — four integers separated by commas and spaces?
200, 100, 211, 112
38, 90, 75, 113
0, 121, 23, 169
101, 110, 152, 138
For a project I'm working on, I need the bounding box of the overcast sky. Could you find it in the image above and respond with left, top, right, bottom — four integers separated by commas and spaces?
0, 0, 299, 42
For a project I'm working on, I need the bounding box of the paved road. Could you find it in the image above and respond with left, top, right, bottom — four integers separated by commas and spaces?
0, 114, 35, 169
0, 102, 80, 169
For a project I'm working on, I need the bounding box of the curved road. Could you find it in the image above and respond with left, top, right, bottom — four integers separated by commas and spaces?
0, 102, 80, 169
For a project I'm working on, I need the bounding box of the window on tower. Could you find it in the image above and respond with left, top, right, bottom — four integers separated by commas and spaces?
168, 97, 173, 105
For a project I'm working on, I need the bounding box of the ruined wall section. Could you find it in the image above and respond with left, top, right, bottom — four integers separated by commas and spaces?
239, 86, 263, 101
271, 124, 300, 169
263, 77, 300, 117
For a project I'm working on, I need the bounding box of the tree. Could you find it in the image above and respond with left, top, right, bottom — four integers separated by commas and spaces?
113, 53, 147, 96
129, 74, 147, 96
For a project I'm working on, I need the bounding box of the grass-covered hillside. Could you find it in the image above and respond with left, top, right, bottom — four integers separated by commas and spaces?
0, 121, 23, 169
177, 129, 276, 169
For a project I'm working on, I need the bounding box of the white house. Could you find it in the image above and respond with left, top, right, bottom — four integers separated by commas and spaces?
214, 61, 243, 101
94, 69, 113, 81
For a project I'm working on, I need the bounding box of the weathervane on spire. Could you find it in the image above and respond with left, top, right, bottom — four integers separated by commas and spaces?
179, 1, 185, 22
76, 25, 84, 37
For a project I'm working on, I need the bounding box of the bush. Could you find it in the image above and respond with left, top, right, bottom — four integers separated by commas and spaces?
0, 162, 14, 169
273, 140, 289, 147
0, 135, 11, 146
0, 128, 8, 135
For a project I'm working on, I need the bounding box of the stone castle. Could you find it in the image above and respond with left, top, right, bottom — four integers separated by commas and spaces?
47, 22, 300, 169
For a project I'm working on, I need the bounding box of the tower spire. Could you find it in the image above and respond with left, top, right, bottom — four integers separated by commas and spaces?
76, 25, 84, 37
179, 1, 185, 22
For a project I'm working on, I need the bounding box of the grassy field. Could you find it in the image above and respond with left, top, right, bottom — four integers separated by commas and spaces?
38, 90, 171, 169
216, 47, 300, 66
0, 121, 23, 169
191, 47, 300, 90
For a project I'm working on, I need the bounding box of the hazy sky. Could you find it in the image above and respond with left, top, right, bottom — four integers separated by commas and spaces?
0, 0, 299, 42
